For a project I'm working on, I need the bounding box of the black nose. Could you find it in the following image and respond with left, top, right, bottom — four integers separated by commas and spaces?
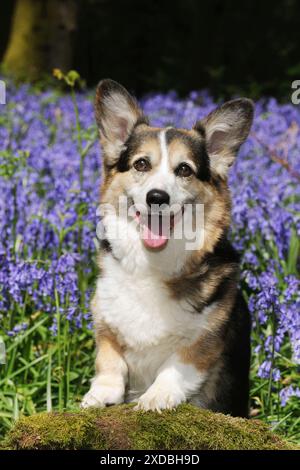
146, 189, 170, 207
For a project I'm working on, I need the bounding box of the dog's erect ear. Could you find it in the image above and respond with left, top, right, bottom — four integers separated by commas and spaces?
194, 98, 254, 178
95, 79, 146, 164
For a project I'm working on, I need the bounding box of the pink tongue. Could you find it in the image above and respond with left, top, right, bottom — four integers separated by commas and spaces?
141, 224, 168, 249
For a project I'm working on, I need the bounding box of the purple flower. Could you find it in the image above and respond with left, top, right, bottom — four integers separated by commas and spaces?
0, 79, 299, 407
279, 386, 300, 406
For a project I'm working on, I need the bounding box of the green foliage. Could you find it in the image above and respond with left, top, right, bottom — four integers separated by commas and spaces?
53, 69, 83, 89
0, 150, 29, 179
0, 76, 299, 448
3, 404, 297, 450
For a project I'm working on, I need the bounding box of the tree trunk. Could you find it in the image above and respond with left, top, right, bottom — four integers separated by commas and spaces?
2, 0, 78, 81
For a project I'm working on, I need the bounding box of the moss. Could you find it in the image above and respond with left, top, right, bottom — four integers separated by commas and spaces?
3, 404, 298, 450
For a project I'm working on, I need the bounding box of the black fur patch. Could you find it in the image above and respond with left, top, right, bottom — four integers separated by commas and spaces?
193, 121, 206, 138
205, 277, 235, 306
117, 125, 153, 173
204, 235, 241, 266
167, 235, 240, 313
100, 238, 112, 253
117, 146, 131, 172
211, 291, 251, 417
117, 134, 141, 172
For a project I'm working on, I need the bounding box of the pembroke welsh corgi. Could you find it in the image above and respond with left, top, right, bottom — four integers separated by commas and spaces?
81, 79, 254, 417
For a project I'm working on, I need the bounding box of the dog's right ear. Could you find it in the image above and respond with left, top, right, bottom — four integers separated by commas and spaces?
95, 79, 146, 165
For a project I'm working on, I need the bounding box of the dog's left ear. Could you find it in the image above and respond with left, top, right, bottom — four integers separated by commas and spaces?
95, 79, 146, 164
194, 98, 254, 178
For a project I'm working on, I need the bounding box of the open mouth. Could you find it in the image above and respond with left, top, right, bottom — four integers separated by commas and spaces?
134, 208, 184, 250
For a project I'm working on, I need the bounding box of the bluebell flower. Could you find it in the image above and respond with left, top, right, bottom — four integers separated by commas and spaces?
0, 80, 299, 406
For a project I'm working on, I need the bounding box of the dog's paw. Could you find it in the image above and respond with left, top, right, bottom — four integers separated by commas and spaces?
134, 384, 185, 413
81, 377, 124, 409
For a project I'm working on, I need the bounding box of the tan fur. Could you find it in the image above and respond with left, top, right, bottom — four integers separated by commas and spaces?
94, 328, 124, 375
168, 138, 198, 173
131, 136, 162, 167
179, 293, 235, 372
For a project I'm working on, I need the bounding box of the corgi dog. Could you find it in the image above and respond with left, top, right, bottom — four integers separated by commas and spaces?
81, 79, 254, 417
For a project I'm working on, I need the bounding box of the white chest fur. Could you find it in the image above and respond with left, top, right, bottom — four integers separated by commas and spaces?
92, 254, 212, 394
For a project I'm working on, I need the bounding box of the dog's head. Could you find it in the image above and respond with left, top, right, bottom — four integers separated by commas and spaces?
95, 79, 253, 256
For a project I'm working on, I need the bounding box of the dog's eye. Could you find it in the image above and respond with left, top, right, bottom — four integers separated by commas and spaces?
133, 158, 151, 172
175, 163, 193, 177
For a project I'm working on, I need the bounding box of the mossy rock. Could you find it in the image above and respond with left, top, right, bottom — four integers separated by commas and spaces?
2, 404, 297, 450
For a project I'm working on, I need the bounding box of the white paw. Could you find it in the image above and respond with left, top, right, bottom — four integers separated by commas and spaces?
134, 384, 185, 413
81, 376, 125, 409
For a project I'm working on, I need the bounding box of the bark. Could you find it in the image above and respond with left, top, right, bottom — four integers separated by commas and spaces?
2, 0, 78, 81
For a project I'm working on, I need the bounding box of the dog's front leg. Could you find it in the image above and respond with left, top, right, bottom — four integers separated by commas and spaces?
81, 332, 128, 408
135, 353, 207, 412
